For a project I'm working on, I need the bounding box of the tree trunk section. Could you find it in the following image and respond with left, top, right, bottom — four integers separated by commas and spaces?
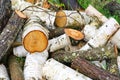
71, 57, 120, 80
0, 12, 26, 60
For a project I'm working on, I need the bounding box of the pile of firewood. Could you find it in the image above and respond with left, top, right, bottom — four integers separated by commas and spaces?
0, 0, 120, 80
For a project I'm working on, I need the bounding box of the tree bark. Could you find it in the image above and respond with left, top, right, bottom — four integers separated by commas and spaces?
42, 58, 92, 80
71, 57, 120, 80
0, 12, 26, 60
0, 0, 12, 33
52, 44, 117, 63
8, 55, 24, 80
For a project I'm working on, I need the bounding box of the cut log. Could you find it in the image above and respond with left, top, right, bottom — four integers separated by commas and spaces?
42, 58, 92, 80
0, 0, 12, 33
0, 64, 10, 80
24, 51, 48, 80
13, 46, 28, 57
8, 55, 24, 80
22, 15, 49, 53
52, 44, 118, 63
80, 18, 120, 51
11, 0, 91, 30
85, 5, 108, 23
64, 28, 84, 40
0, 12, 26, 60
71, 57, 120, 80
49, 34, 71, 52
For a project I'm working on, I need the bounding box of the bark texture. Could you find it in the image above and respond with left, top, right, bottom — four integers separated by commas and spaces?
0, 12, 26, 60
71, 57, 120, 80
0, 0, 12, 33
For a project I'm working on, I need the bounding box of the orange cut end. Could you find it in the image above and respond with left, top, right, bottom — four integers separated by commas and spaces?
25, 0, 37, 4
64, 28, 84, 40
23, 30, 48, 53
15, 10, 27, 18
55, 10, 67, 27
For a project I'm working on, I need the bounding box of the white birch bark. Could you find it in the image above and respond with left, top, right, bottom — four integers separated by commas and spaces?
24, 50, 48, 80
49, 34, 71, 52
13, 45, 28, 57
83, 25, 98, 41
110, 29, 120, 49
11, 0, 91, 29
80, 18, 120, 51
0, 64, 10, 80
42, 58, 92, 80
117, 56, 120, 73
85, 5, 108, 23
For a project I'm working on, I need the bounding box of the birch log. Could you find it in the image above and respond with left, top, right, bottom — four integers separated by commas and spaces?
22, 15, 49, 53
0, 12, 26, 60
80, 18, 120, 51
24, 51, 48, 80
42, 58, 92, 80
71, 57, 120, 80
11, 0, 91, 29
0, 64, 10, 80
49, 34, 71, 52
13, 46, 28, 57
85, 5, 108, 23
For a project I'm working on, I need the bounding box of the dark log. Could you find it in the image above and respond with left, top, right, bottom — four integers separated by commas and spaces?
71, 57, 120, 80
0, 12, 26, 60
0, 0, 12, 33
49, 28, 64, 39
8, 55, 24, 80
52, 45, 117, 63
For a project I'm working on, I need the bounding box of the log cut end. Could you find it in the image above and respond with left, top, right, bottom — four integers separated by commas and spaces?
23, 30, 48, 53
55, 10, 67, 27
64, 28, 84, 40
25, 0, 37, 4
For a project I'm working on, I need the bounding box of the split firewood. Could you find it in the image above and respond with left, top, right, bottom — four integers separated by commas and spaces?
0, 64, 10, 80
42, 58, 92, 80
0, 12, 26, 60
85, 5, 108, 23
0, 0, 12, 33
107, 58, 120, 77
71, 57, 120, 80
22, 15, 49, 53
13, 46, 28, 57
8, 55, 24, 80
80, 17, 120, 51
52, 44, 118, 63
24, 51, 48, 80
49, 34, 71, 52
